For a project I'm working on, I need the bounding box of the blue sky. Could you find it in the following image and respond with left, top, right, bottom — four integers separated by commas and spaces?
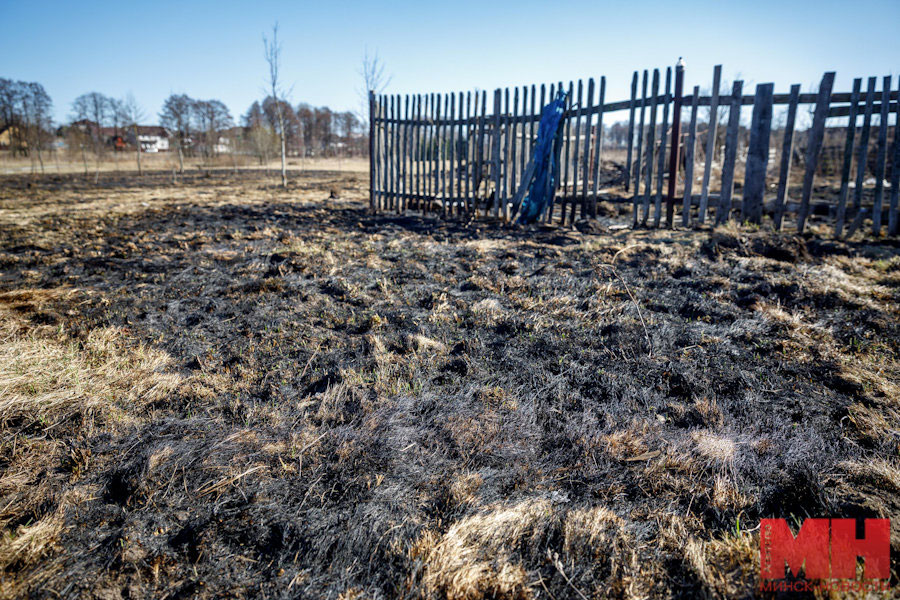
2, 0, 898, 125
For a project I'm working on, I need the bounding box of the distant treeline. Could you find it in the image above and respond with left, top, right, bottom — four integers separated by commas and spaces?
0, 77, 367, 168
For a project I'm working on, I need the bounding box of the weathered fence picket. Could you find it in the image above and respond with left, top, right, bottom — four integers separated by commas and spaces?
625, 72, 637, 192
797, 71, 834, 234
774, 84, 800, 231
632, 70, 648, 223
717, 80, 743, 225
642, 69, 660, 225
699, 65, 722, 224
872, 76, 891, 234
682, 86, 700, 227
653, 66, 671, 227
742, 83, 774, 224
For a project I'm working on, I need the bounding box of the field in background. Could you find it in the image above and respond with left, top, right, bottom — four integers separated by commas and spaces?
0, 151, 368, 176
0, 168, 898, 598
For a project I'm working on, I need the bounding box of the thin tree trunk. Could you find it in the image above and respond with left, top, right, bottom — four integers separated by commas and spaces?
280, 133, 287, 187
81, 143, 89, 177
94, 142, 101, 184
134, 125, 143, 176
177, 140, 184, 173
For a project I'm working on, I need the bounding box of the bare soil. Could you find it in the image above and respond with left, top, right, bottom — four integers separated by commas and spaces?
0, 169, 898, 599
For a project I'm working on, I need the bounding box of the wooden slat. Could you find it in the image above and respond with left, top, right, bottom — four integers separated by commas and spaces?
872, 76, 891, 235
492, 88, 502, 217
891, 77, 900, 236
439, 94, 447, 216
372, 95, 380, 211
828, 102, 898, 118
797, 71, 835, 233
458, 91, 465, 213
502, 87, 511, 219
385, 95, 391, 210
549, 82, 563, 222
834, 79, 862, 237
632, 70, 648, 225
368, 91, 376, 211
572, 79, 584, 220
625, 71, 638, 192
464, 92, 471, 213
394, 94, 402, 212
590, 76, 606, 217
450, 92, 458, 214
773, 85, 801, 231
519, 86, 527, 201
401, 95, 409, 212
582, 78, 595, 215
382, 95, 389, 211
741, 83, 775, 224
853, 78, 877, 215
531, 84, 538, 166
371, 92, 899, 126
682, 86, 700, 227
699, 65, 722, 224
511, 87, 519, 206
431, 93, 439, 213
388, 95, 396, 211
478, 90, 487, 216
716, 80, 743, 225
418, 95, 424, 210
424, 94, 432, 213
397, 93, 404, 212
544, 83, 556, 223
562, 81, 574, 225
449, 92, 463, 215
641, 69, 660, 225
653, 66, 671, 227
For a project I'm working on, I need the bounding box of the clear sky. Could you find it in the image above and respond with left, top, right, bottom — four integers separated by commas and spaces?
3, 0, 898, 125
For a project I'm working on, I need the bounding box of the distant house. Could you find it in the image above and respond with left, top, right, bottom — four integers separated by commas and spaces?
99, 128, 128, 151
125, 126, 170, 153
0, 125, 25, 150
70, 119, 100, 139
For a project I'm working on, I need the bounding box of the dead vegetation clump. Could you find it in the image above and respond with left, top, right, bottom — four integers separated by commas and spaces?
0, 170, 897, 598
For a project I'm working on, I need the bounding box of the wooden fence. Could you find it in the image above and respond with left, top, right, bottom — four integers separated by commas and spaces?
368, 63, 900, 237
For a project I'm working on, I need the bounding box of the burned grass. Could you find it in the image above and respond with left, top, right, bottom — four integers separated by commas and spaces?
0, 170, 898, 598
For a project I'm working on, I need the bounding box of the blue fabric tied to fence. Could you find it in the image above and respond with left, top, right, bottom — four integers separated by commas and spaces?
515, 90, 569, 224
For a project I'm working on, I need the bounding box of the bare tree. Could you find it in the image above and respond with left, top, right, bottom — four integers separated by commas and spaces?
243, 100, 277, 167
108, 97, 126, 169
357, 48, 391, 125
122, 94, 145, 176
263, 23, 289, 188
1, 79, 53, 170
193, 99, 233, 174
72, 92, 110, 183
160, 94, 194, 173
21, 82, 53, 174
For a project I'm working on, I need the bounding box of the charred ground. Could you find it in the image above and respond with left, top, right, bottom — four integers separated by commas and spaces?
0, 170, 898, 598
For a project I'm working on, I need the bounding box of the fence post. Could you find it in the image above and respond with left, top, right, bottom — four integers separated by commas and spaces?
742, 83, 774, 225
698, 65, 722, 224
368, 90, 376, 213
624, 72, 637, 192
872, 76, 891, 235
774, 85, 800, 231
492, 89, 502, 218
797, 71, 835, 234
717, 80, 743, 225
666, 58, 685, 228
681, 86, 700, 227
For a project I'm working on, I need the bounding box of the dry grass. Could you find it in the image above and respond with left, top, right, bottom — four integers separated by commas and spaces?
0, 168, 897, 598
